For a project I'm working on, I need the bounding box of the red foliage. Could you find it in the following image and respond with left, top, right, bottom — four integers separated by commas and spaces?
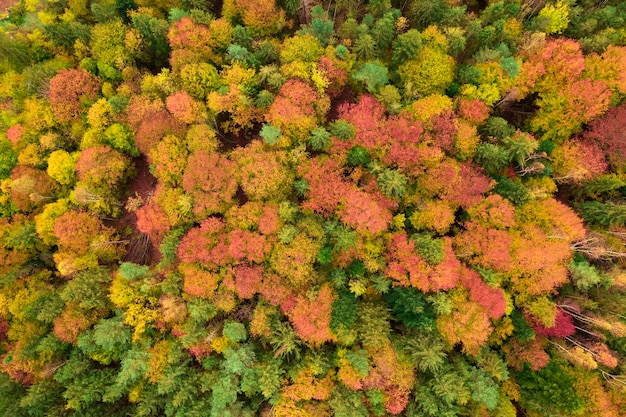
468, 194, 516, 230
583, 102, 626, 172
428, 110, 457, 153
459, 268, 507, 319
6, 123, 23, 145
384, 385, 410, 415
258, 273, 294, 311
234, 265, 264, 299
53, 211, 113, 256
48, 68, 101, 123
443, 163, 493, 208
528, 309, 576, 338
166, 91, 201, 124
53, 305, 93, 344
338, 94, 388, 153
565, 78, 611, 123
258, 203, 280, 235
226, 229, 268, 263
167, 17, 213, 59
287, 284, 336, 346
521, 39, 585, 91
454, 221, 513, 272
134, 109, 186, 156
182, 151, 238, 217
385, 232, 430, 291
339, 188, 392, 235
0, 316, 8, 341
510, 226, 572, 295
299, 157, 350, 215
135, 201, 171, 244
457, 99, 490, 124
429, 238, 462, 291
177, 217, 225, 265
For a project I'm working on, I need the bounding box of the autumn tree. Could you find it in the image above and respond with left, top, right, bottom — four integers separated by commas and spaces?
48, 68, 101, 123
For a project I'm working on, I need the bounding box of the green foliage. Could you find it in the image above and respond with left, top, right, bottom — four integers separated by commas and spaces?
510, 309, 535, 341
308, 127, 332, 150
410, 233, 444, 264
569, 258, 608, 290
353, 61, 389, 93
329, 120, 356, 141
1, 2, 626, 416
131, 12, 171, 69
385, 286, 437, 331
475, 143, 510, 175
104, 123, 139, 156
0, 138, 18, 179
353, 34, 377, 61
481, 117, 515, 141
493, 177, 532, 206
331, 290, 358, 334
223, 321, 248, 342
579, 201, 626, 227
119, 262, 150, 280
377, 168, 408, 198
516, 360, 584, 414
260, 124, 281, 144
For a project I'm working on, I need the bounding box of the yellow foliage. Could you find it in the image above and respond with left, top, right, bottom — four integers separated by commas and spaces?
221, 63, 256, 86
18, 144, 45, 167
124, 296, 159, 341
34, 199, 70, 245
488, 316, 514, 346
538, 0, 569, 35
454, 119, 479, 160
407, 93, 453, 123
459, 83, 501, 106
86, 98, 115, 131
22, 98, 57, 133
524, 295, 556, 327
47, 150, 79, 185
211, 335, 231, 353
109, 275, 136, 308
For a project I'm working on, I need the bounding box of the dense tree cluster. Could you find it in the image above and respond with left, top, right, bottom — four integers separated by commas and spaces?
1, 0, 626, 416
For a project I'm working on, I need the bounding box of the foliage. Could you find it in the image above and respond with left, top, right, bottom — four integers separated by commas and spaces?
1, 2, 626, 416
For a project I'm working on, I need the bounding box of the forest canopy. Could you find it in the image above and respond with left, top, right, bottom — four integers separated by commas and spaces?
1, 0, 626, 416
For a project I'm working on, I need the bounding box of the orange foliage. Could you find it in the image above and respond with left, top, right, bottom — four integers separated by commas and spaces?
182, 151, 238, 217
267, 79, 320, 141
503, 338, 549, 371
48, 69, 101, 123
287, 284, 336, 346
437, 291, 493, 356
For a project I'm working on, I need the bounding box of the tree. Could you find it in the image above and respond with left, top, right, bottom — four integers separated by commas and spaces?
436, 290, 493, 356
75, 146, 132, 191
398, 27, 455, 97
287, 283, 336, 346
166, 90, 206, 124
231, 140, 294, 201
266, 79, 321, 142
10, 165, 59, 213
48, 68, 101, 123
582, 102, 626, 173
135, 201, 171, 244
182, 150, 239, 218
46, 150, 79, 186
